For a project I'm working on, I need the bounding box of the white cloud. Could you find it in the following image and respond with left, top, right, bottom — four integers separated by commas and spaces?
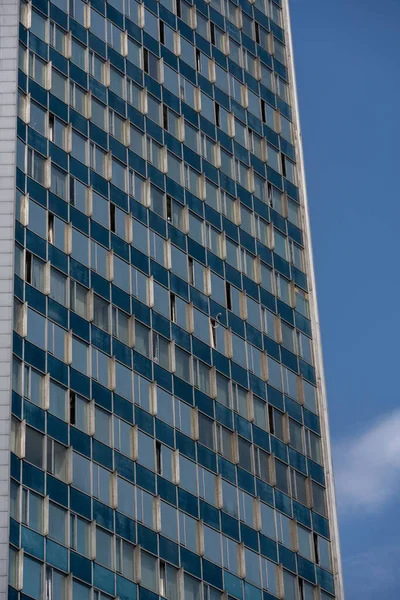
334, 410, 400, 513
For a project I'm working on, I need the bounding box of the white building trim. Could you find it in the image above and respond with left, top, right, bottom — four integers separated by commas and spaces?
282, 1, 345, 597
0, 0, 20, 595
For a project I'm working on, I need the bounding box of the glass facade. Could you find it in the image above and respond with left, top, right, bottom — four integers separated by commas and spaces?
6, 0, 342, 598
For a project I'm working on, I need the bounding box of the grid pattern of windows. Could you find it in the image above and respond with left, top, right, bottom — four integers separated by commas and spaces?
9, 0, 336, 599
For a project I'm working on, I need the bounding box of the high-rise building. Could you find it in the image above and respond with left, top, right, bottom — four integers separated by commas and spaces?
0, 0, 343, 598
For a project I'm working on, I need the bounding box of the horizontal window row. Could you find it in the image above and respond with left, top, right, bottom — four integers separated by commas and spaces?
13, 393, 324, 486
10, 543, 334, 600
14, 293, 316, 410
19, 35, 292, 147
24, 0, 285, 71
11, 470, 331, 570
17, 218, 305, 314
13, 357, 323, 467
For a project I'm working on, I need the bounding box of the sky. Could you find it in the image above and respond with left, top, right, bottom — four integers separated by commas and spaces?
289, 0, 400, 598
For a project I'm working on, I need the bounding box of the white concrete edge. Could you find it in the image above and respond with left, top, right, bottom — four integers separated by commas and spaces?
281, 1, 345, 597
0, 0, 20, 596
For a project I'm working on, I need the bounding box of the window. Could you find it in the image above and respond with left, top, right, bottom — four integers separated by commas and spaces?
289, 419, 304, 453
22, 487, 43, 532
28, 51, 46, 86
160, 501, 178, 542
288, 199, 299, 226
143, 49, 160, 81
31, 10, 47, 40
9, 547, 18, 589
238, 437, 253, 472
276, 511, 292, 548
306, 429, 322, 464
114, 416, 133, 458
24, 365, 44, 406
23, 556, 42, 600
70, 81, 86, 113
93, 294, 110, 332
27, 148, 46, 184
298, 525, 313, 561
70, 280, 88, 319
95, 407, 111, 445
70, 514, 91, 557
50, 165, 67, 199
25, 426, 44, 469
30, 101, 46, 136
107, 20, 122, 52
193, 358, 210, 395
71, 38, 86, 69
45, 566, 67, 600
48, 502, 67, 545
203, 525, 221, 565
89, 50, 105, 82
47, 438, 68, 481
179, 456, 197, 495
283, 571, 298, 600
175, 347, 191, 383
147, 137, 163, 169
198, 414, 215, 450
255, 447, 271, 483
281, 322, 296, 353
112, 307, 130, 345
291, 469, 308, 505
215, 422, 233, 462
26, 308, 45, 349
52, 70, 67, 101
179, 511, 198, 552
72, 452, 91, 495
116, 537, 135, 580
71, 130, 87, 164
93, 463, 111, 504
174, 398, 192, 437
216, 374, 230, 408
159, 561, 178, 598
233, 384, 248, 419
128, 38, 142, 66
96, 527, 113, 569
127, 79, 143, 111
49, 380, 67, 420
141, 552, 158, 593
25, 252, 45, 291
152, 333, 170, 369
50, 21, 66, 54
137, 488, 154, 527
260, 502, 276, 539
312, 482, 327, 517
118, 477, 135, 519
135, 321, 150, 357
275, 460, 289, 494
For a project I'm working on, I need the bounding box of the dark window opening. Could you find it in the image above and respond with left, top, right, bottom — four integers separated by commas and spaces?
268, 405, 274, 435
25, 251, 32, 284
48, 213, 54, 244
210, 23, 215, 45
215, 103, 220, 127
261, 100, 266, 123
156, 441, 162, 474
170, 293, 176, 322
110, 203, 116, 232
226, 282, 232, 310
163, 105, 168, 130
70, 391, 76, 426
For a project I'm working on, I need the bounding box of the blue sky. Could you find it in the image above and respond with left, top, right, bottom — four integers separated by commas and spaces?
290, 0, 400, 598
